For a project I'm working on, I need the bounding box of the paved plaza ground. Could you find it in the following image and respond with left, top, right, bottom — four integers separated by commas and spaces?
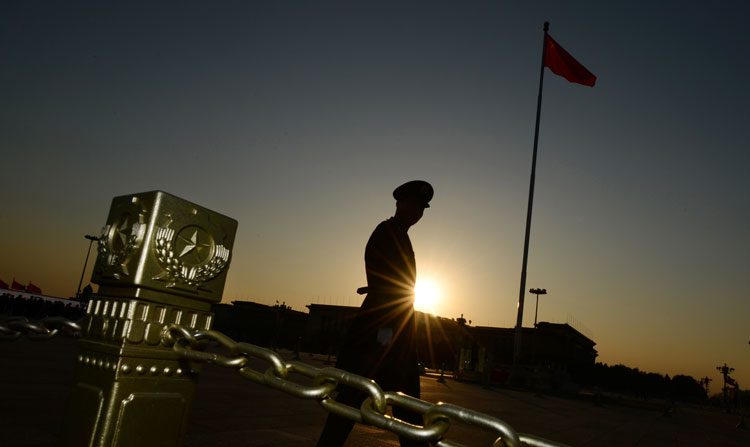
2, 337, 748, 446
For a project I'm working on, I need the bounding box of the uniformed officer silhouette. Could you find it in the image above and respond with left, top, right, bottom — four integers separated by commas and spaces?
316, 180, 433, 447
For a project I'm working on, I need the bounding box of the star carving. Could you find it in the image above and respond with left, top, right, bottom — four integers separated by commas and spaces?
116, 217, 130, 248
103, 212, 144, 276
175, 228, 212, 265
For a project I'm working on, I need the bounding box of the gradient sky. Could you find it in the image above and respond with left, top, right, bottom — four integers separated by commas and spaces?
1, 1, 748, 387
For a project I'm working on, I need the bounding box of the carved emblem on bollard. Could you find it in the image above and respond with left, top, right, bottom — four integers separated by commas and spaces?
152, 225, 230, 288
92, 191, 235, 301
62, 191, 237, 447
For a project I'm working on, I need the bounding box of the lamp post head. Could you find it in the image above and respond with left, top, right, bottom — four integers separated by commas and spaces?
85, 234, 100, 241
529, 288, 547, 295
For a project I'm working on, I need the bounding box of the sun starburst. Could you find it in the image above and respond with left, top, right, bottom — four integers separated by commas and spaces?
414, 278, 441, 314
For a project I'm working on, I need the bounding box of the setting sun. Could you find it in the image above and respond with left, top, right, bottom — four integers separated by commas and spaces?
414, 278, 441, 314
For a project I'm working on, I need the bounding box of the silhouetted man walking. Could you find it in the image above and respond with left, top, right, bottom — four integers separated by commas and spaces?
316, 180, 433, 447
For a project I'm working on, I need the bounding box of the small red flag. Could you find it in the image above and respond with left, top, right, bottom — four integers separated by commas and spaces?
27, 282, 42, 294
544, 34, 597, 87
11, 279, 26, 291
0, 278, 8, 289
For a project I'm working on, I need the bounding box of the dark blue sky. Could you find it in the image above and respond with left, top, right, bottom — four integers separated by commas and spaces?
1, 1, 748, 384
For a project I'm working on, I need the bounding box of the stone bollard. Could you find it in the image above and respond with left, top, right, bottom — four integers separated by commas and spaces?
61, 191, 237, 447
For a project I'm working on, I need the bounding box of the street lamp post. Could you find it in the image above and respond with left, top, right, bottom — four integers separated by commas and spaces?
716, 362, 735, 410
76, 234, 100, 299
530, 288, 547, 327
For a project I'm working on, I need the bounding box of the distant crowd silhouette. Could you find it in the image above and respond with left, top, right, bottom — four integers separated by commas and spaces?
0, 292, 85, 320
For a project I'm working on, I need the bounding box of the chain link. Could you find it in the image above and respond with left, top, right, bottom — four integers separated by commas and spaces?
0, 316, 82, 341
1, 319, 569, 446
162, 324, 571, 447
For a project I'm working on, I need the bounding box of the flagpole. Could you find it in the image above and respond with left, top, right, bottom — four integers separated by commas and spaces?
512, 21, 549, 372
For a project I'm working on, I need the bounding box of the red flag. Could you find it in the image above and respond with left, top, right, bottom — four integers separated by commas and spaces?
10, 279, 26, 291
0, 278, 8, 289
544, 34, 597, 87
27, 282, 42, 294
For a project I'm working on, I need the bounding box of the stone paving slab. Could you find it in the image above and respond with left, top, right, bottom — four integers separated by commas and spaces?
1, 338, 749, 446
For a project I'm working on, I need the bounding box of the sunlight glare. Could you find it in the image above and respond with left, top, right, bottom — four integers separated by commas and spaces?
414, 278, 441, 314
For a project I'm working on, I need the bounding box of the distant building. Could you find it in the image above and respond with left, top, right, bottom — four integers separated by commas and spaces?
212, 300, 307, 350
459, 322, 597, 385
212, 301, 597, 387
304, 304, 359, 355
414, 312, 472, 370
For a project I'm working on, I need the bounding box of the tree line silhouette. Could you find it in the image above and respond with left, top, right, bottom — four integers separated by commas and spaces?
580, 362, 709, 403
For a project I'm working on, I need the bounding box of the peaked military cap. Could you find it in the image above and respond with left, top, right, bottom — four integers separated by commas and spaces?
393, 180, 433, 208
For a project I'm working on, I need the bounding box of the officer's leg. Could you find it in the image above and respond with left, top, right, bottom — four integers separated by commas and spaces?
315, 386, 366, 447
392, 364, 428, 447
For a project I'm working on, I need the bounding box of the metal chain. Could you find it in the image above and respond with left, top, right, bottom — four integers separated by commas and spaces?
0, 316, 83, 341
162, 324, 571, 447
